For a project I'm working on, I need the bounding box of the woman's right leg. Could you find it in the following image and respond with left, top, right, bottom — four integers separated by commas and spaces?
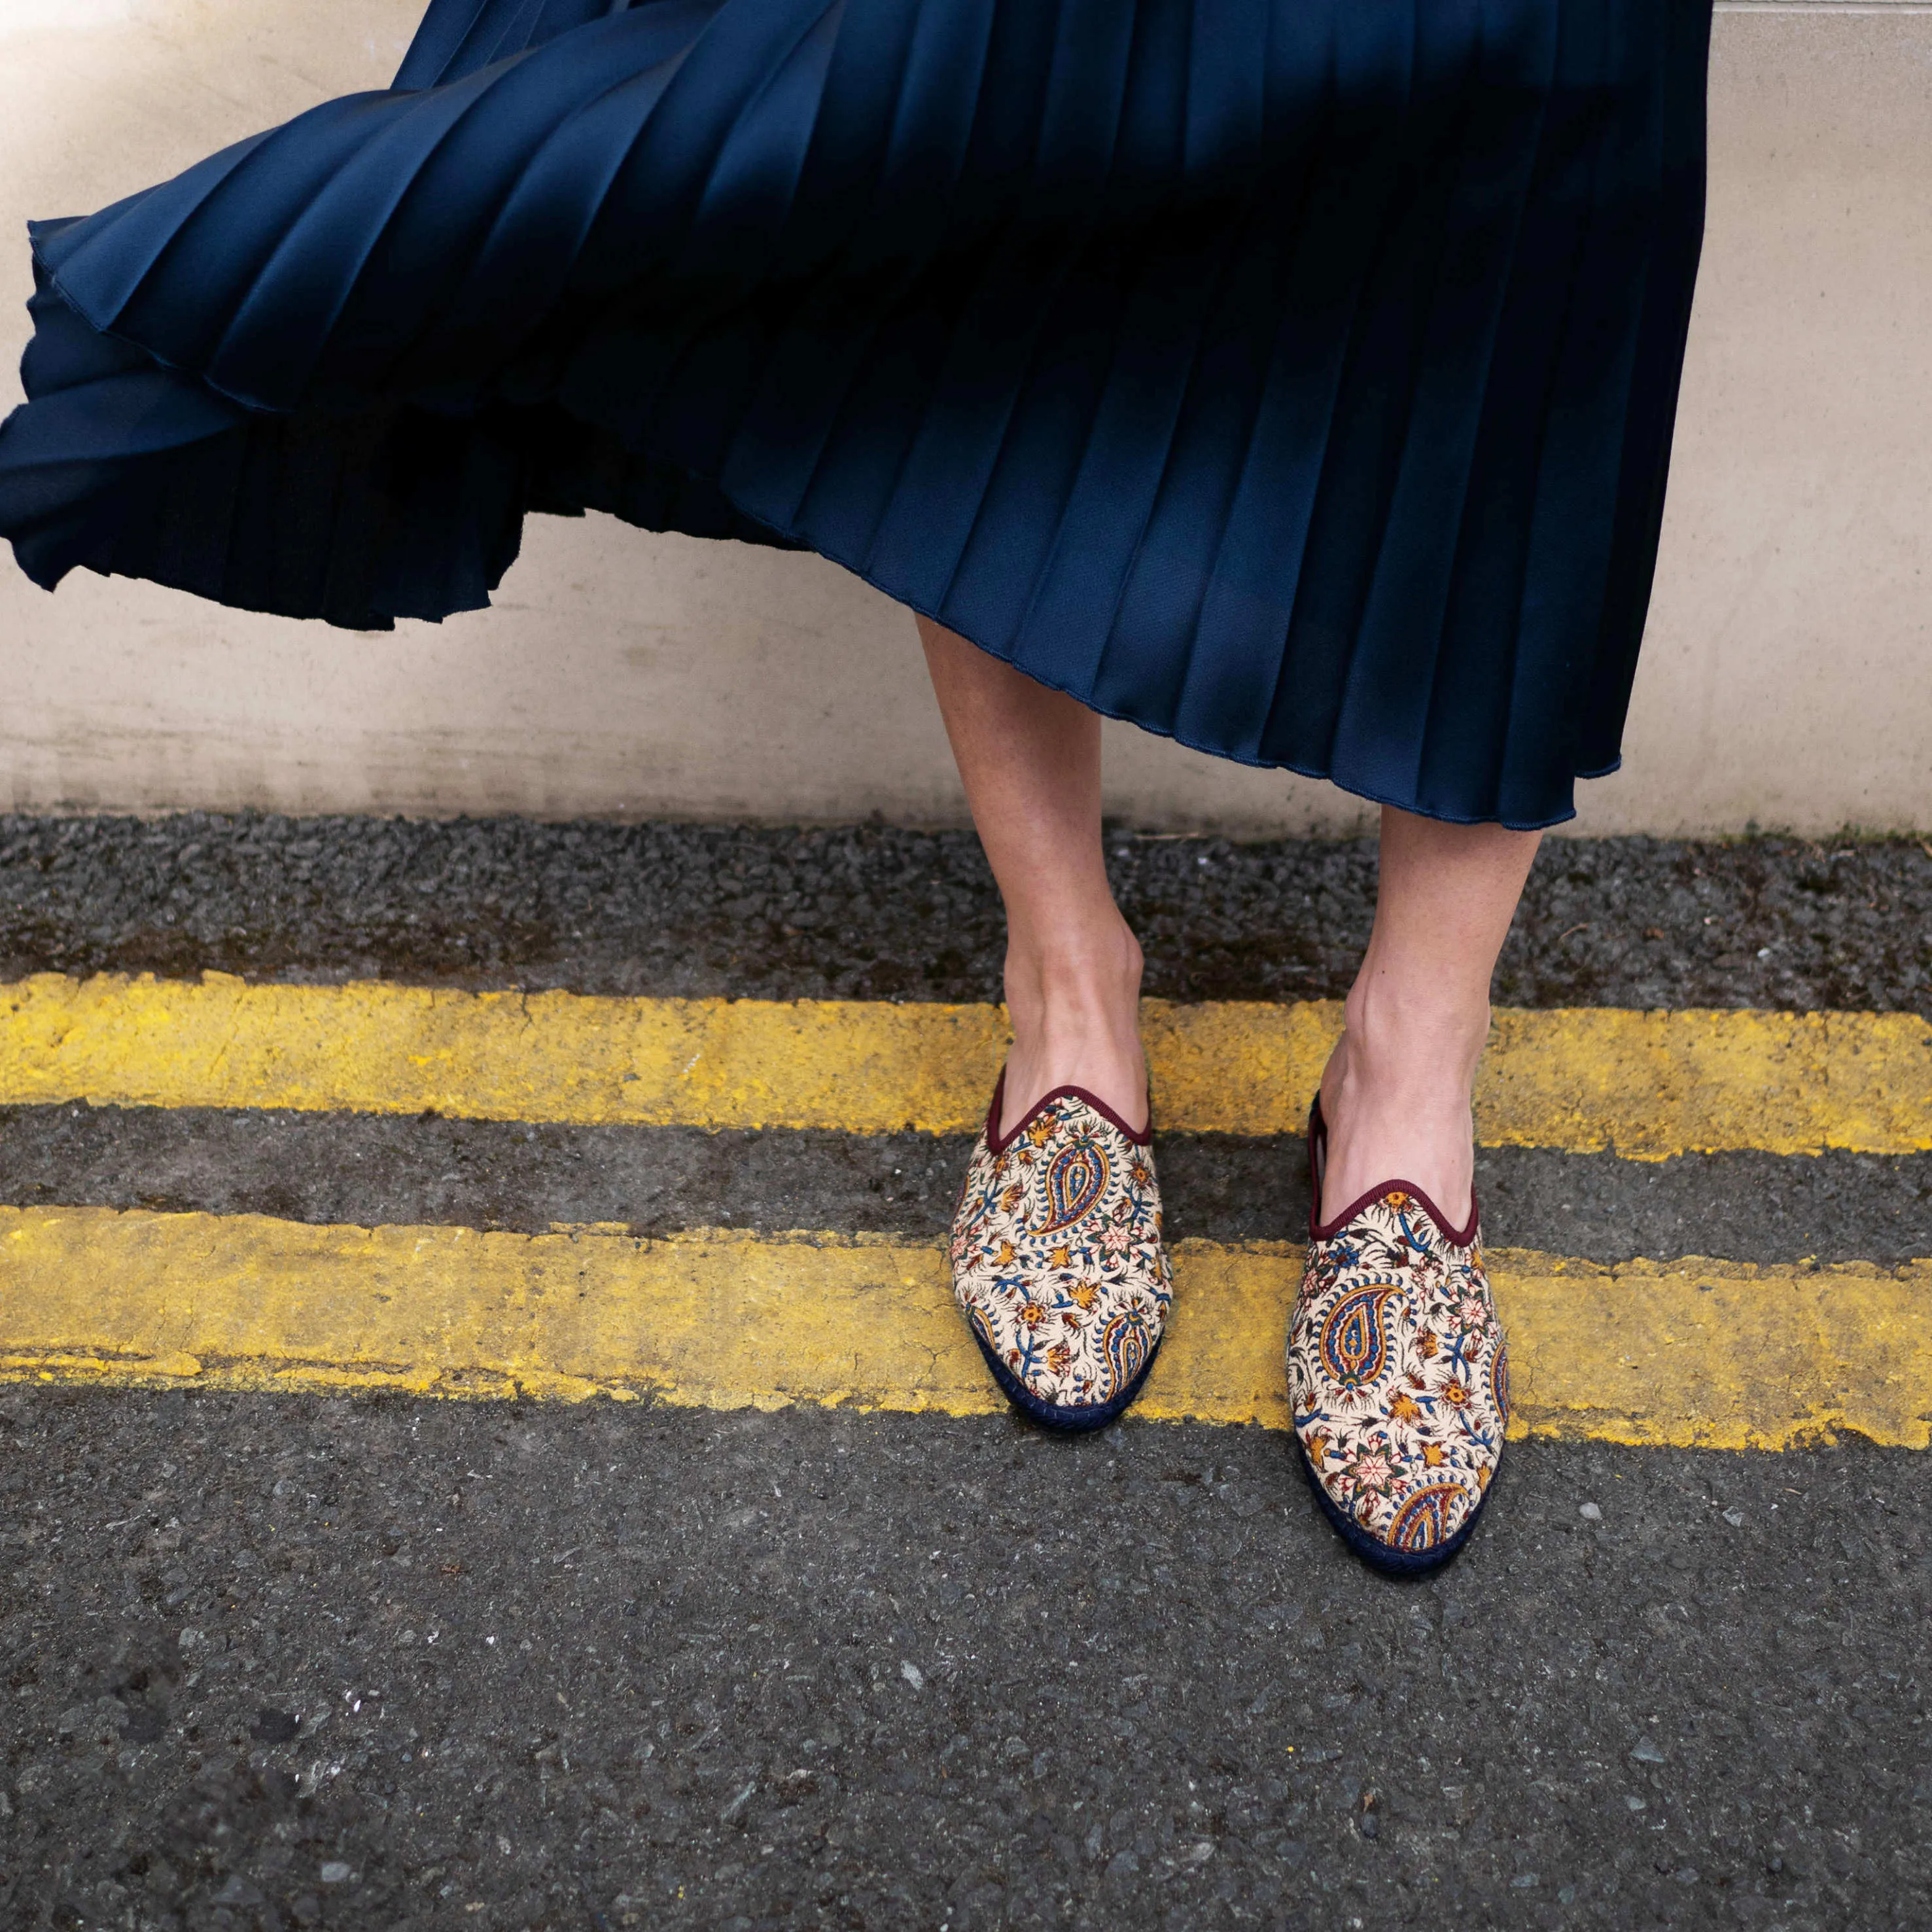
923, 618, 1168, 1430
917, 616, 1146, 1134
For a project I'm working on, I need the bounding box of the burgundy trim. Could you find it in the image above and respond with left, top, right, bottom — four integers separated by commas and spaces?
985, 1069, 1152, 1155
1311, 1178, 1480, 1249
1305, 1091, 1327, 1233
1305, 1091, 1481, 1248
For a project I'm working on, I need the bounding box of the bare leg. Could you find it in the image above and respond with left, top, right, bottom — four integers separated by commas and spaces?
918, 617, 1146, 1138
1318, 806, 1541, 1226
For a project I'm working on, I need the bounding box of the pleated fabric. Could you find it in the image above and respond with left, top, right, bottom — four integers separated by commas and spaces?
0, 0, 1713, 828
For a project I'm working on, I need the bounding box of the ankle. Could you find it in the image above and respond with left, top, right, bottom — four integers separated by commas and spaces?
1337, 975, 1490, 1100
1319, 992, 1483, 1226
998, 918, 1146, 1134
1003, 914, 1144, 1036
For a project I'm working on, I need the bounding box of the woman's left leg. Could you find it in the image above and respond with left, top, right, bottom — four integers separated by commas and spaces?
1289, 805, 1541, 1574
1318, 808, 1543, 1226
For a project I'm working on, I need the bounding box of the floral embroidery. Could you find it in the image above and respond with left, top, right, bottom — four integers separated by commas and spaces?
952, 1087, 1170, 1412
1287, 1187, 1507, 1554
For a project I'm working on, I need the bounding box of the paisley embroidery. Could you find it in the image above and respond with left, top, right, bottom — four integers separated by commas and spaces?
967, 1306, 998, 1361
952, 1089, 1168, 1412
1288, 1185, 1506, 1556
1386, 1483, 1471, 1553
1100, 1308, 1151, 1394
1318, 1284, 1401, 1389
1038, 1136, 1108, 1234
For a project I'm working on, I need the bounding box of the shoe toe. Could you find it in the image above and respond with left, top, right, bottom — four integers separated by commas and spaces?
1371, 1469, 1483, 1554
967, 1280, 1161, 1413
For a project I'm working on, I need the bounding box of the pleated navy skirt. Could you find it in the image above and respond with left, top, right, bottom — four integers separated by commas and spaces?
0, 0, 1713, 828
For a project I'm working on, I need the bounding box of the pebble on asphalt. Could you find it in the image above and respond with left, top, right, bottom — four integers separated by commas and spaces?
1579, 1502, 1604, 1521
1356, 1791, 1381, 1840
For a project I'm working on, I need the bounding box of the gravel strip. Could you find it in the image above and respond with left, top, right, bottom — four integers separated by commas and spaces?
1, 814, 1926, 1010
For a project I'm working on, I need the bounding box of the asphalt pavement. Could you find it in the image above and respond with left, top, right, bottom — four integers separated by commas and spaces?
2, 816, 1929, 1932
7, 1394, 1931, 1932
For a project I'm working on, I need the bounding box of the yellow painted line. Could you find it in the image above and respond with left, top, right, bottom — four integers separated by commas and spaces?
3, 1206, 1929, 1449
0, 974, 1929, 1155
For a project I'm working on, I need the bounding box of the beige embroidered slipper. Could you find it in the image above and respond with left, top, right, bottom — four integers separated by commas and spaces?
949, 1073, 1170, 1431
1286, 1095, 1509, 1572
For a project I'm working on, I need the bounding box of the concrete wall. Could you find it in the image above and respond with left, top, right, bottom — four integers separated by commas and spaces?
1, 0, 1927, 834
